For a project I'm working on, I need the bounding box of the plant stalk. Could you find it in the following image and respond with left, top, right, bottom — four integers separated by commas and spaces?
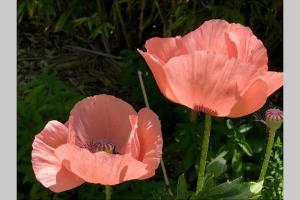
189, 110, 197, 122
258, 128, 276, 182
137, 70, 174, 197
196, 113, 211, 194
105, 186, 111, 200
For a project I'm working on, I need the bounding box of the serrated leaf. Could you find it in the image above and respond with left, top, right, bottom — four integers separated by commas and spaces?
176, 174, 190, 200
206, 156, 227, 178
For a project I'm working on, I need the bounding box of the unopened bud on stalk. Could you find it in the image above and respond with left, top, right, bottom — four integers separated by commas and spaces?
265, 108, 283, 132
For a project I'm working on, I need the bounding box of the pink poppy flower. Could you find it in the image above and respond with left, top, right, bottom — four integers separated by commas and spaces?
138, 19, 283, 117
31, 94, 163, 192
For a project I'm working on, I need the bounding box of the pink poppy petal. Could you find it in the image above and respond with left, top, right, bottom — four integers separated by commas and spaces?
163, 51, 259, 116
224, 31, 238, 58
182, 19, 229, 55
136, 108, 163, 179
32, 121, 84, 192
55, 144, 149, 185
69, 94, 137, 152
226, 23, 268, 70
262, 71, 283, 96
144, 37, 188, 63
228, 78, 268, 118
49, 166, 85, 193
119, 115, 140, 159
137, 50, 179, 103
34, 120, 68, 148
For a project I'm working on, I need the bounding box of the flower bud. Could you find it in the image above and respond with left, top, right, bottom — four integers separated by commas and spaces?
265, 108, 283, 131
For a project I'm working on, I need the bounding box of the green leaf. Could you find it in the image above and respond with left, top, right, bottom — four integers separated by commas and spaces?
203, 173, 216, 191
232, 149, 243, 175
221, 181, 263, 200
55, 12, 70, 32
234, 129, 253, 156
91, 26, 103, 39
176, 174, 190, 200
206, 156, 227, 178
73, 17, 90, 27
238, 142, 253, 157
193, 178, 263, 200
226, 119, 234, 129
17, 2, 26, 23
27, 0, 36, 17
238, 124, 253, 133
192, 177, 242, 199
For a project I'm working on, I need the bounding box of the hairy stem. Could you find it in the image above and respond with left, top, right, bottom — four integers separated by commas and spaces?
105, 186, 111, 200
258, 128, 276, 182
196, 114, 211, 194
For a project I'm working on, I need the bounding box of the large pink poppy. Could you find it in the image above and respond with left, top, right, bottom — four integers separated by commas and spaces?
31, 94, 163, 192
138, 19, 283, 117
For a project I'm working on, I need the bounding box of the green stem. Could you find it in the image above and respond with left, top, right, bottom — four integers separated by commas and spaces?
160, 158, 174, 197
196, 114, 211, 194
137, 70, 174, 197
105, 186, 111, 200
258, 128, 276, 182
189, 110, 197, 122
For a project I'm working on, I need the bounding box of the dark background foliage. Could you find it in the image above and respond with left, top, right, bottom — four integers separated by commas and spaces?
17, 0, 283, 199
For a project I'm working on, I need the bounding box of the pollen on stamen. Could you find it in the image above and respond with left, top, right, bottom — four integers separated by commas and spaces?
193, 104, 218, 116
80, 139, 115, 154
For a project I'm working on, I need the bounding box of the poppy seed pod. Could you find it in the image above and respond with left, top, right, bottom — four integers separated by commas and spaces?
265, 108, 283, 131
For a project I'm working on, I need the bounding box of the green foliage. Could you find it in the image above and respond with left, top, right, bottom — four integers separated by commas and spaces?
194, 156, 263, 200
193, 178, 263, 200
176, 174, 190, 200
17, 68, 83, 199
206, 156, 228, 178
173, 155, 264, 200
261, 136, 283, 200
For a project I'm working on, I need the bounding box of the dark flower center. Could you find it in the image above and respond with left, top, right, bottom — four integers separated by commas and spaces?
194, 104, 218, 116
81, 139, 115, 153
